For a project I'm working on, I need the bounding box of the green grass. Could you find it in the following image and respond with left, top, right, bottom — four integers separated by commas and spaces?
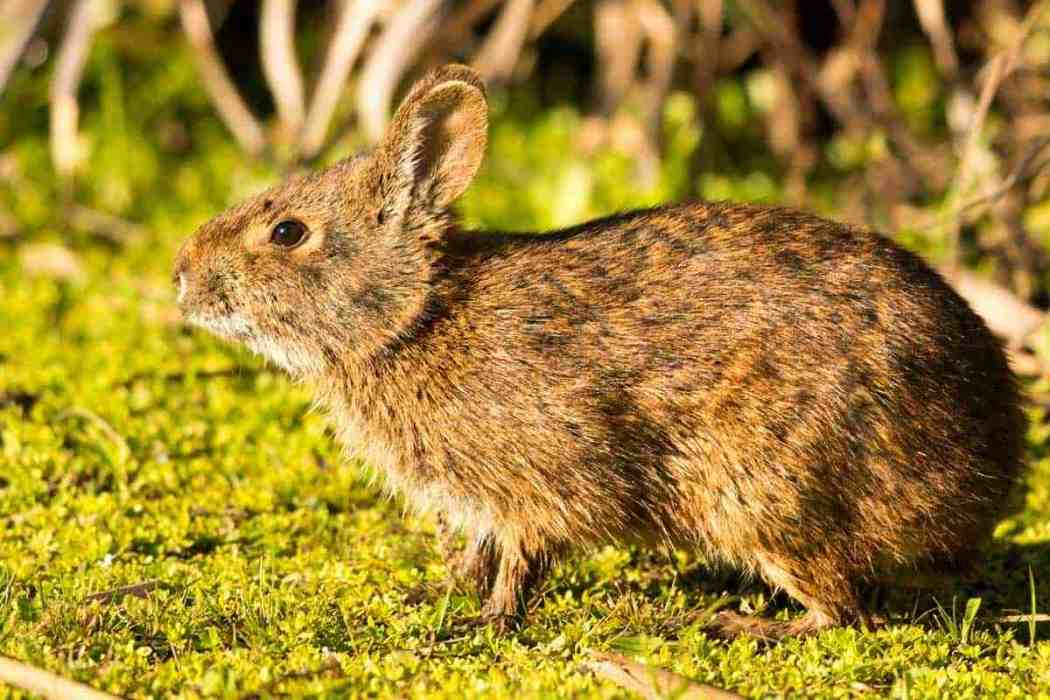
6, 69, 1050, 698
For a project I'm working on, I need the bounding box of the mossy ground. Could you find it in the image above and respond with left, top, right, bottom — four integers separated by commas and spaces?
5, 59, 1050, 698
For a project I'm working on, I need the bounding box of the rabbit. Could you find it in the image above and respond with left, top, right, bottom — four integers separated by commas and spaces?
173, 64, 1026, 639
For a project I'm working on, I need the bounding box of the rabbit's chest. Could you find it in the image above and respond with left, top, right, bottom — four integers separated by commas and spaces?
324, 394, 496, 522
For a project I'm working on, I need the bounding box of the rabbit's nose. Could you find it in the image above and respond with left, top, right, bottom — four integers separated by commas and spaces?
175, 272, 188, 304
172, 255, 191, 305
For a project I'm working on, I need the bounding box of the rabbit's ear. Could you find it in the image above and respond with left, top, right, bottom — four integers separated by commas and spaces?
375, 65, 488, 215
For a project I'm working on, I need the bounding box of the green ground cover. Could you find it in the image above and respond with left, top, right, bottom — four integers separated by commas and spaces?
5, 33, 1050, 699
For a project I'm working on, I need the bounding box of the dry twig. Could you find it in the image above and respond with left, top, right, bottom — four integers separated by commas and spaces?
593, 0, 643, 118
583, 651, 744, 700
178, 0, 265, 156
300, 0, 384, 158
84, 580, 163, 605
939, 267, 1046, 351
260, 0, 306, 147
50, 0, 103, 182
472, 0, 535, 85
956, 136, 1050, 219
635, 0, 675, 131
987, 613, 1050, 624
530, 0, 576, 38
692, 0, 724, 113
913, 0, 958, 78
0, 0, 48, 94
357, 0, 446, 142
0, 657, 120, 700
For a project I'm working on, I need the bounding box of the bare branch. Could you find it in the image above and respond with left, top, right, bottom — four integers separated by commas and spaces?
634, 0, 675, 184
940, 266, 1046, 350
299, 0, 383, 158
635, 0, 675, 128
954, 4, 1046, 193
83, 580, 163, 605
178, 0, 266, 156
692, 0, 723, 112
432, 0, 501, 52
0, 0, 48, 95
987, 613, 1050, 623
913, 0, 958, 77
944, 4, 1045, 266
530, 0, 576, 38
957, 136, 1050, 219
0, 657, 120, 700
356, 0, 446, 143
203, 0, 235, 28
472, 0, 535, 85
260, 0, 305, 146
50, 0, 102, 181
593, 0, 643, 117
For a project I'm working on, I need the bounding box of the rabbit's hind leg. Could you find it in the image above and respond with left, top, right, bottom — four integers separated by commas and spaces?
707, 552, 869, 641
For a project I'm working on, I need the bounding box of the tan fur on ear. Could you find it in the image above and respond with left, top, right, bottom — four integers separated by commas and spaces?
380, 65, 488, 210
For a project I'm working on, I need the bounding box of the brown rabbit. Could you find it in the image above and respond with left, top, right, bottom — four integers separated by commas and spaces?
174, 65, 1026, 639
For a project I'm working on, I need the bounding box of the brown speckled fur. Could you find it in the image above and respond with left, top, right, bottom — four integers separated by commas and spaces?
174, 65, 1026, 638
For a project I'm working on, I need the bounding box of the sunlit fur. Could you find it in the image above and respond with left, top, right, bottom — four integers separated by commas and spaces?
175, 65, 1026, 639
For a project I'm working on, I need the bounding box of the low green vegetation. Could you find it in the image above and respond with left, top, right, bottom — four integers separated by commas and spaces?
5, 29, 1050, 700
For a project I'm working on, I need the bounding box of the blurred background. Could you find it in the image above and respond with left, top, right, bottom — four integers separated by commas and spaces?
3, 2, 1050, 366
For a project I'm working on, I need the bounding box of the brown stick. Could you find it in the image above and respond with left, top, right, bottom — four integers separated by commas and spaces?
0, 0, 49, 94
260, 0, 305, 146
988, 613, 1050, 624
83, 580, 163, 605
939, 266, 1046, 350
945, 3, 1045, 267
178, 0, 266, 156
956, 136, 1050, 219
692, 0, 724, 112
472, 0, 535, 85
432, 0, 501, 51
913, 0, 958, 77
952, 4, 1046, 194
50, 0, 101, 181
635, 0, 675, 127
584, 651, 744, 700
593, 0, 643, 117
299, 0, 383, 158
530, 0, 576, 37
0, 657, 120, 700
356, 0, 446, 142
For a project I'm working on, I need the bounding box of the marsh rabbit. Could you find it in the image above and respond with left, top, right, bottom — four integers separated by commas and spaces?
174, 65, 1025, 639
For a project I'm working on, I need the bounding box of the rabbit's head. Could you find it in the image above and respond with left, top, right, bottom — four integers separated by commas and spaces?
173, 65, 488, 375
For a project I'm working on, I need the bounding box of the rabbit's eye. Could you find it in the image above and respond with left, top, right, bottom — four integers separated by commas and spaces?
271, 220, 308, 248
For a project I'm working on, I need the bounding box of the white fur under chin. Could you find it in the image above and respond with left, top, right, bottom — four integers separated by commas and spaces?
189, 312, 324, 376
244, 334, 324, 376
189, 311, 254, 341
